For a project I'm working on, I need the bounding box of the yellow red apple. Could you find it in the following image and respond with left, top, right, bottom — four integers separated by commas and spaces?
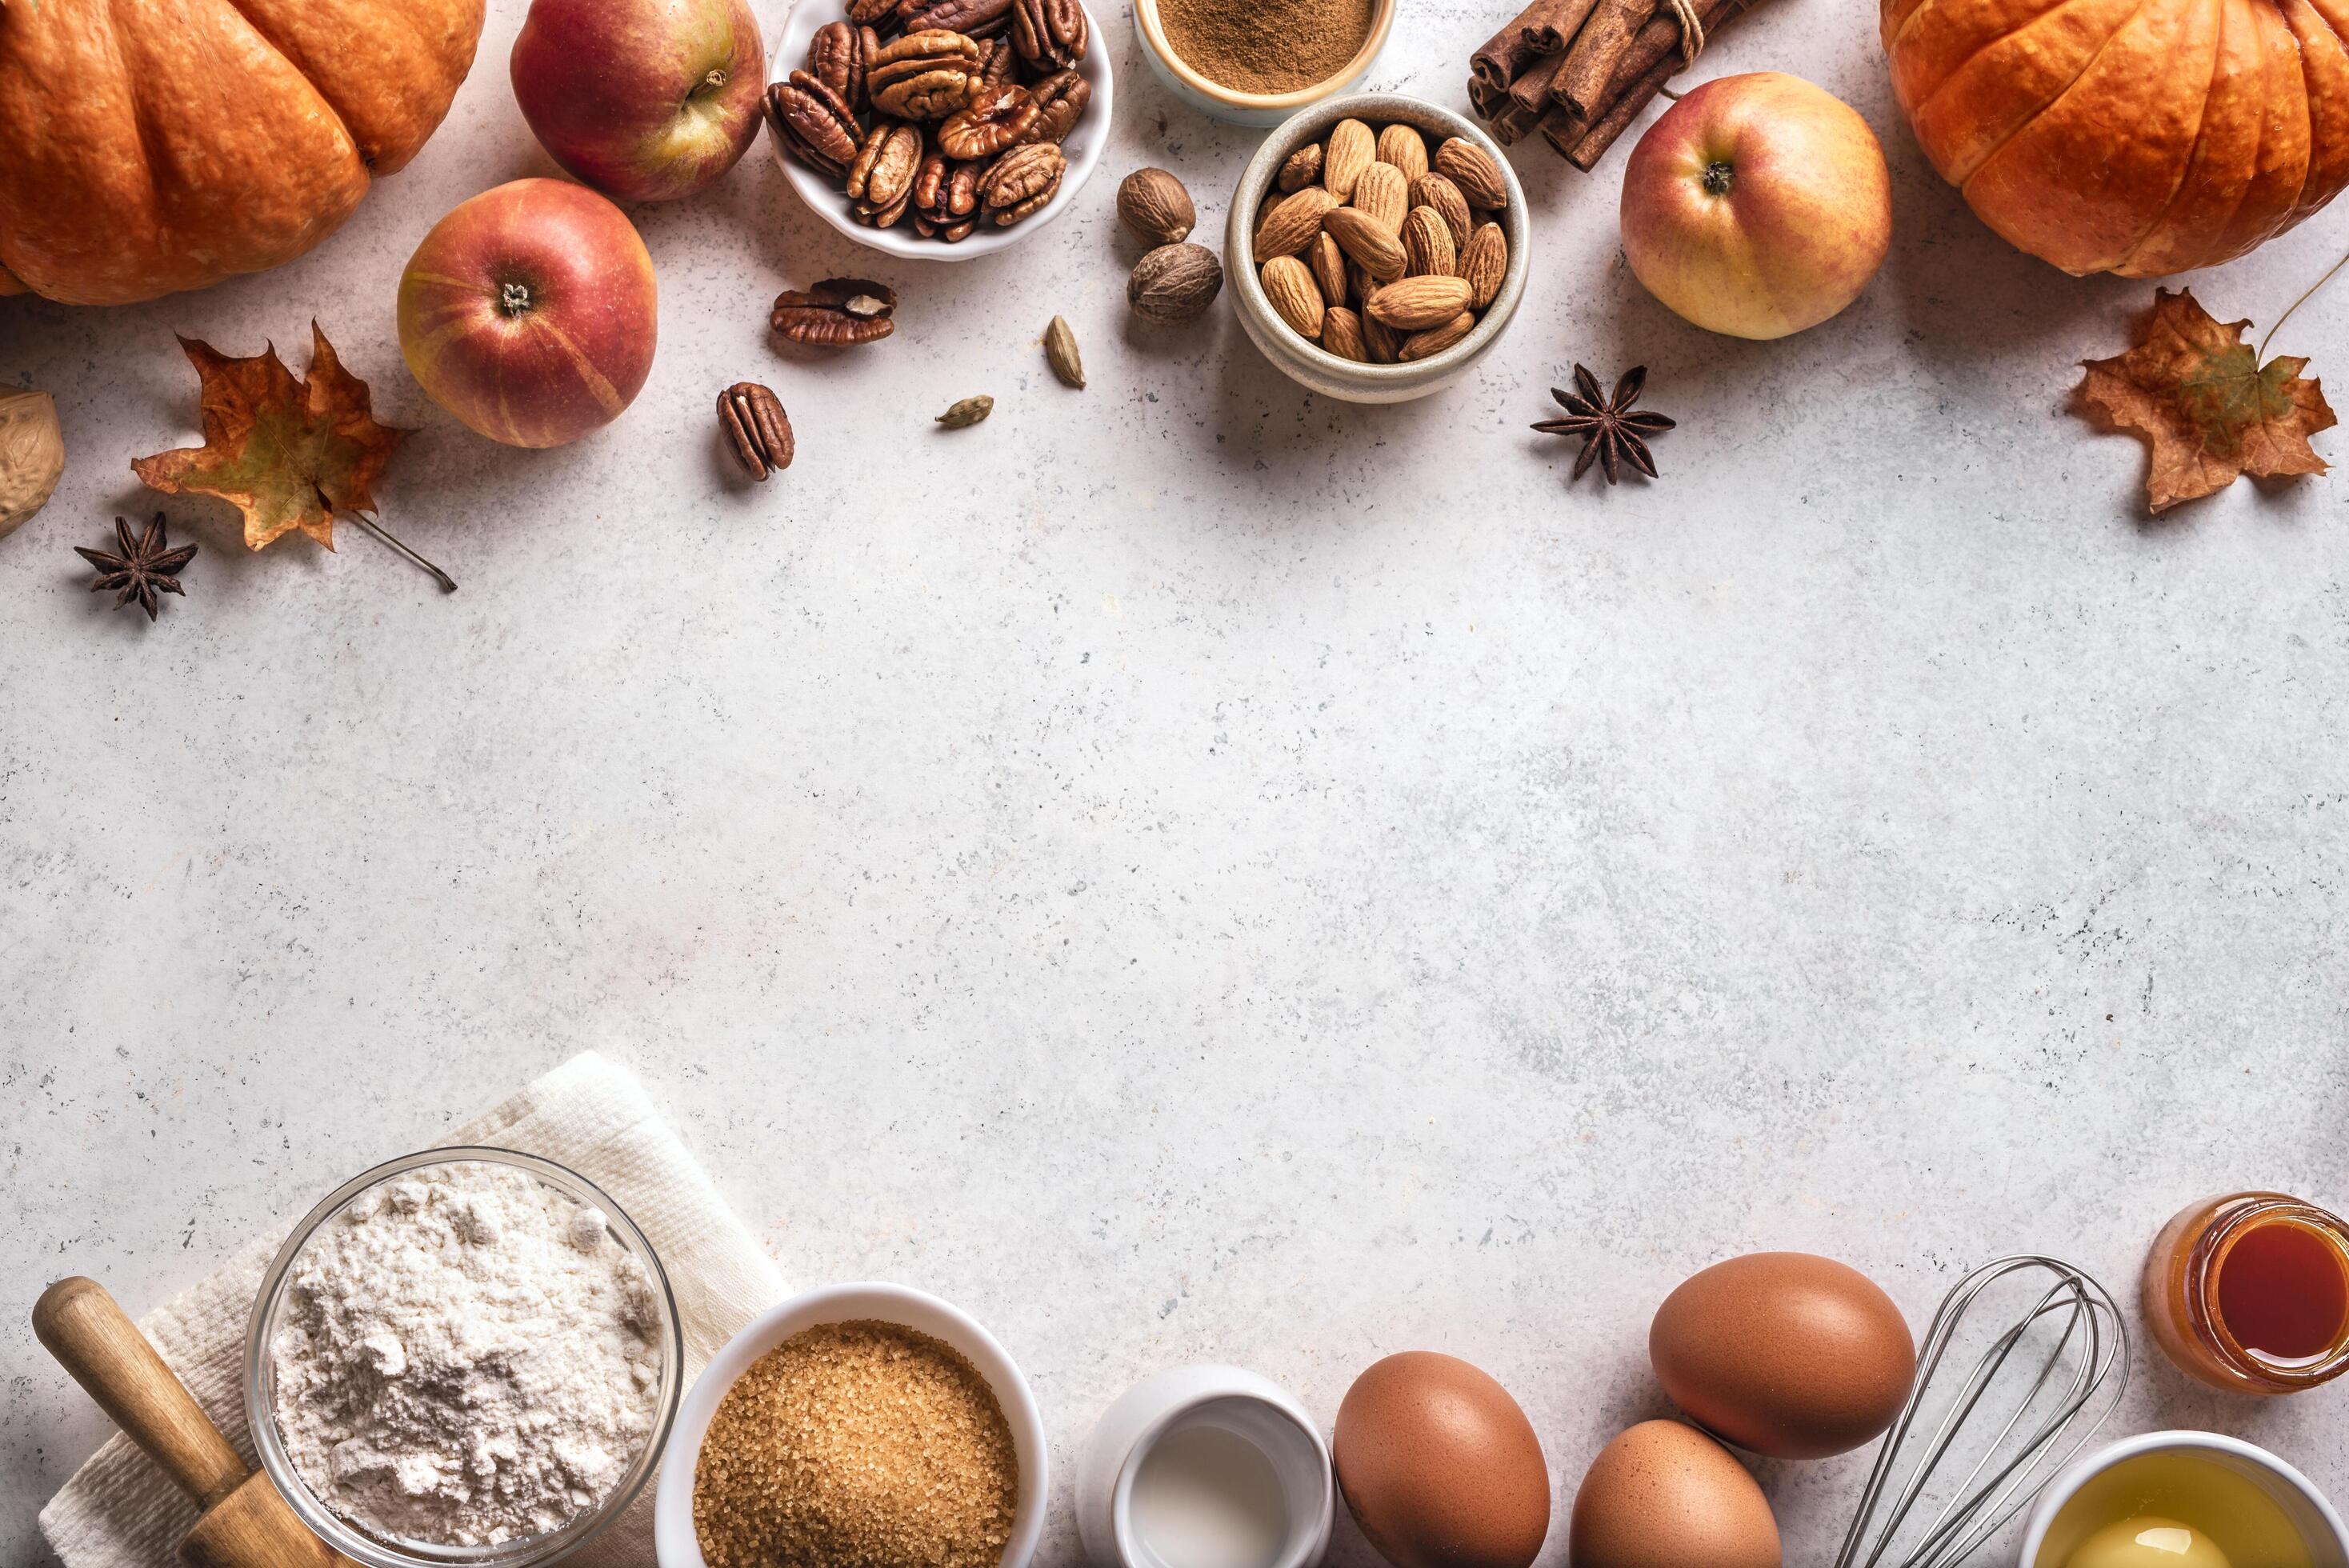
398, 178, 659, 449
1619, 72, 1891, 341
511, 0, 766, 203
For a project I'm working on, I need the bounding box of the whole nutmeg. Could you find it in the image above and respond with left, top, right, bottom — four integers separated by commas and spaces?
1116, 167, 1195, 246
1127, 242, 1223, 325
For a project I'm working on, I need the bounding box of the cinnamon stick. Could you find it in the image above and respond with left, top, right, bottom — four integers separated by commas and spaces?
1551, 0, 1659, 121
1491, 95, 1548, 143
1471, 0, 1599, 86
1517, 0, 1603, 52
1507, 50, 1569, 116
1467, 72, 1513, 120
1538, 104, 1591, 157
1563, 0, 1770, 167
1564, 49, 1678, 169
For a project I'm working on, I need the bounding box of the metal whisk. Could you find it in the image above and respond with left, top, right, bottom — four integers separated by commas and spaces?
1833, 1254, 2130, 1568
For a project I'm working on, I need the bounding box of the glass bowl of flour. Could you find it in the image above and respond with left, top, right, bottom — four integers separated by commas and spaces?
246, 1148, 684, 1568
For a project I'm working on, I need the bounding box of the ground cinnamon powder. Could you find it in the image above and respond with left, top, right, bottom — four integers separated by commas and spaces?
1158, 0, 1377, 94
691, 1320, 1018, 1568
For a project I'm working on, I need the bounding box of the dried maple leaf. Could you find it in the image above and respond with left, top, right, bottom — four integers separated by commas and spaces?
2075, 288, 2335, 514
132, 322, 408, 550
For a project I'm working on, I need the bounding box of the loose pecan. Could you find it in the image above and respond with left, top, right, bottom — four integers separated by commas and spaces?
1019, 69, 1090, 144
866, 28, 982, 119
978, 141, 1064, 226
937, 85, 1038, 160
770, 278, 898, 346
1011, 0, 1086, 69
897, 0, 1012, 37
718, 382, 794, 479
765, 70, 861, 178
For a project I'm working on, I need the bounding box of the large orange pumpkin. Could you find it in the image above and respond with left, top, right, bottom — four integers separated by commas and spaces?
0, 0, 484, 306
1883, 0, 2349, 275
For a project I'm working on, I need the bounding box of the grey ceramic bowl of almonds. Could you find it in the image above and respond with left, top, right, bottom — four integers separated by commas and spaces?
1226, 93, 1530, 403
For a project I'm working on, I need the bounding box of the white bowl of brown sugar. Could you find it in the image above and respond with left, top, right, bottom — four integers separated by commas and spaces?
654, 1283, 1048, 1568
1133, 0, 1395, 126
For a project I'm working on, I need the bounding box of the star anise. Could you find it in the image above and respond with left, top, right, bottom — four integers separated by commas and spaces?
75, 514, 198, 621
1533, 364, 1676, 483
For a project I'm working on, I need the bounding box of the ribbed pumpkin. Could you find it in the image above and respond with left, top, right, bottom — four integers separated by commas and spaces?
0, 0, 484, 306
1883, 0, 2349, 275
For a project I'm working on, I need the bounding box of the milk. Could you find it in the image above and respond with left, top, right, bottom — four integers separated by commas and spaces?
1130, 1422, 1291, 1568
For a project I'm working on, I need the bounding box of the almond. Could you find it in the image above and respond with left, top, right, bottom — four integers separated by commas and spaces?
1434, 135, 1509, 209
1365, 274, 1473, 330
1307, 232, 1349, 310
1351, 161, 1409, 234
1364, 314, 1403, 363
1321, 306, 1367, 362
1399, 310, 1476, 361
1346, 258, 1378, 307
1251, 186, 1337, 262
1323, 206, 1407, 281
1277, 142, 1323, 193
1375, 123, 1429, 180
1460, 220, 1507, 309
1260, 255, 1325, 339
1410, 172, 1472, 250
1401, 206, 1456, 278
1323, 118, 1375, 201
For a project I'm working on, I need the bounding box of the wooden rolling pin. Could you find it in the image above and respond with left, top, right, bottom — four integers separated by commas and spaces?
34, 1277, 357, 1568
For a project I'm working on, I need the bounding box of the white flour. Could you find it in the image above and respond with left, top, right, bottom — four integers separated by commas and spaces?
270, 1162, 664, 1546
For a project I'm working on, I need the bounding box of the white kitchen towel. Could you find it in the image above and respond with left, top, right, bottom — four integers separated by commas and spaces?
39, 1050, 787, 1568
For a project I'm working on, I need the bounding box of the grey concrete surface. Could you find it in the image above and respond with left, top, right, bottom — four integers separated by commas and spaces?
3, 0, 2347, 1563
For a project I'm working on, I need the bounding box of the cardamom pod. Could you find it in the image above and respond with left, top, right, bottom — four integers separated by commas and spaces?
1043, 316, 1085, 389
937, 394, 994, 429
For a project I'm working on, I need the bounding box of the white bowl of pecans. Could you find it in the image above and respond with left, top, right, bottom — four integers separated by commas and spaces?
1226, 93, 1530, 402
767, 0, 1112, 260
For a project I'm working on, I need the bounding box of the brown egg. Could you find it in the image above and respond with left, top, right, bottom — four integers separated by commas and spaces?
1334, 1351, 1551, 1568
1649, 1251, 1915, 1459
1568, 1420, 1780, 1568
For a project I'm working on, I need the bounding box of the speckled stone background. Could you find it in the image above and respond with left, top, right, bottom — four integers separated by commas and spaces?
3, 0, 2347, 1561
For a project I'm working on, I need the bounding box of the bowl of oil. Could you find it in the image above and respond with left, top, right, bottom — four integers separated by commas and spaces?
2019, 1432, 2349, 1568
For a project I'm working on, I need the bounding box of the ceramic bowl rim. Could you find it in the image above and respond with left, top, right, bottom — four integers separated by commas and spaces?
1225, 92, 1531, 390
766, 0, 1113, 262
1106, 1382, 1331, 1568
2014, 1429, 2349, 1566
244, 1146, 684, 1568
1130, 0, 1396, 113
651, 1282, 1050, 1568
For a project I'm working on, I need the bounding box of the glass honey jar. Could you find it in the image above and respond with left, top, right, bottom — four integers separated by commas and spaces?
2143, 1191, 2349, 1394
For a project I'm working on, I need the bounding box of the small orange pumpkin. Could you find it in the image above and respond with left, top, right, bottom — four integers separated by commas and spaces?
0, 0, 483, 305
1883, 0, 2349, 276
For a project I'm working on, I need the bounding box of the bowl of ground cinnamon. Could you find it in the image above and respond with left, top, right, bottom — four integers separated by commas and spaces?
653, 1283, 1048, 1568
1134, 0, 1395, 125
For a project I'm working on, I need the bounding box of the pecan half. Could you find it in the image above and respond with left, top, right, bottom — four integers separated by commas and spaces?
849, 121, 925, 210
1019, 69, 1090, 144
937, 85, 1038, 160
765, 71, 860, 178
806, 22, 865, 113
770, 278, 898, 347
718, 382, 794, 479
978, 142, 1065, 226
898, 0, 1013, 38
976, 35, 1018, 89
866, 28, 982, 119
1011, 0, 1086, 69
846, 0, 899, 27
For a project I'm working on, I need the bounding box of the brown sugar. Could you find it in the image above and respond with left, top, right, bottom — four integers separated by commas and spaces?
692, 1319, 1019, 1568
1157, 0, 1378, 94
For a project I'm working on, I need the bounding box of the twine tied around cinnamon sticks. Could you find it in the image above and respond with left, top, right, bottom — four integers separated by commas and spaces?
1466, 0, 1766, 170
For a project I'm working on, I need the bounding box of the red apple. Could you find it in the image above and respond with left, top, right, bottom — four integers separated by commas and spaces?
398, 179, 659, 449
511, 0, 766, 203
1619, 72, 1891, 340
